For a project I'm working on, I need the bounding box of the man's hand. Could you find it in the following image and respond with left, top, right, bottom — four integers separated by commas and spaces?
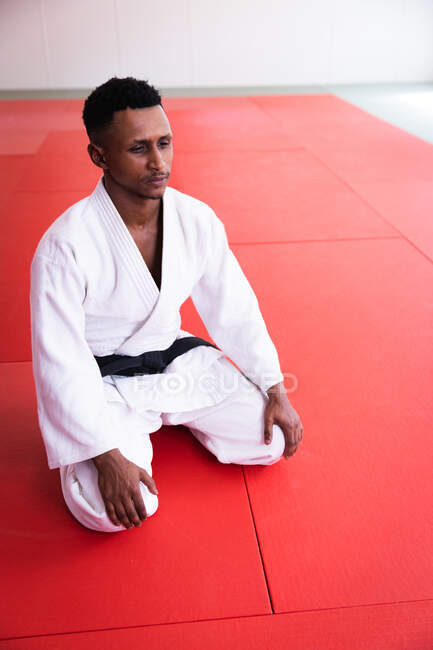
92, 448, 158, 529
264, 383, 303, 459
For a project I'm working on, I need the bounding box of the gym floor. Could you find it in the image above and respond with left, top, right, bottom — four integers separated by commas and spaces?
1, 84, 432, 648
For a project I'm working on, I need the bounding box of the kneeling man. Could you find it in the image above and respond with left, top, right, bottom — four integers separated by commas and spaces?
30, 77, 303, 533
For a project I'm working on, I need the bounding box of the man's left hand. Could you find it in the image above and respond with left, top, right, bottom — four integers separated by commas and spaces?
264, 383, 303, 458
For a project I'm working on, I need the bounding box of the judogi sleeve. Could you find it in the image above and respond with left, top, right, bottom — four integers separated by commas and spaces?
30, 244, 120, 469
190, 209, 284, 395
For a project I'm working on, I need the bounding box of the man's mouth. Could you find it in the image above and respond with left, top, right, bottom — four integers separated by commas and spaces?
145, 175, 168, 186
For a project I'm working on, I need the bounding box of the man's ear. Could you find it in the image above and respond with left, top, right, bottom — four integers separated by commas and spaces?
87, 142, 108, 169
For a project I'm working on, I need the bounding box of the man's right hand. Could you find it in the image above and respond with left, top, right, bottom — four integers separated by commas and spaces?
92, 448, 158, 529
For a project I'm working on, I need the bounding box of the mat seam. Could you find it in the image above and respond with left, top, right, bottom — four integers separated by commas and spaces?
3, 597, 433, 642
241, 465, 275, 614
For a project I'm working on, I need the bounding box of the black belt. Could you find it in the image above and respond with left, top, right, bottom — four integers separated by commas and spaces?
94, 336, 220, 377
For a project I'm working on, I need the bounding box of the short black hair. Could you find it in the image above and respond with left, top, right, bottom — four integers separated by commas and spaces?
82, 76, 162, 141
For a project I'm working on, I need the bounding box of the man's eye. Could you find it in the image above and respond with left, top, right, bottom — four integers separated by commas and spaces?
130, 146, 145, 152
159, 141, 170, 147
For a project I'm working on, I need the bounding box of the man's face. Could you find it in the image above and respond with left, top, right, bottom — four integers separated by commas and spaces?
90, 105, 173, 200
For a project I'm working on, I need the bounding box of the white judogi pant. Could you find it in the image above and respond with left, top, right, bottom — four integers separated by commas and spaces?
59, 356, 286, 533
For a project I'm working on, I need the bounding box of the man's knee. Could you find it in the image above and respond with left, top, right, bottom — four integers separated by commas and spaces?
263, 424, 286, 465
212, 423, 285, 466
64, 487, 159, 533
78, 495, 159, 533
60, 464, 159, 533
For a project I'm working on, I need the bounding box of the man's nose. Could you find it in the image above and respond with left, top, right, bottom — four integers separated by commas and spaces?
148, 146, 165, 171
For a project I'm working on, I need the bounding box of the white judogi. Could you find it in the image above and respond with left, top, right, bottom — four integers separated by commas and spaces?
30, 177, 285, 531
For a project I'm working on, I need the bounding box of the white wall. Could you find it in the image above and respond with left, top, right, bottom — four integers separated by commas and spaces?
0, 0, 432, 90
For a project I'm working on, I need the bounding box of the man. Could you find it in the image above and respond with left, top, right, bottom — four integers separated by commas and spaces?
30, 77, 303, 533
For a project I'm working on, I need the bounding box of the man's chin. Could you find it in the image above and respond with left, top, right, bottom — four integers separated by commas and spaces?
138, 184, 167, 200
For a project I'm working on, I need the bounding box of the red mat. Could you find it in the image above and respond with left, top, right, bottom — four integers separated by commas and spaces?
163, 95, 256, 111
237, 237, 433, 611
165, 105, 300, 152
0, 190, 86, 361
252, 94, 433, 182
251, 94, 433, 259
0, 363, 270, 638
1, 94, 432, 646
19, 130, 100, 193
3, 600, 433, 649
170, 149, 398, 243
0, 130, 47, 155
0, 155, 32, 205
347, 180, 433, 262
0, 99, 82, 131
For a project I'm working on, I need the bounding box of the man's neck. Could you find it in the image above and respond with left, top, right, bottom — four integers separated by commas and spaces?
103, 174, 161, 229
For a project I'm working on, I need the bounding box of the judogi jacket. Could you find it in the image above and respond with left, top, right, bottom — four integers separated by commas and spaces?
30, 178, 284, 469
